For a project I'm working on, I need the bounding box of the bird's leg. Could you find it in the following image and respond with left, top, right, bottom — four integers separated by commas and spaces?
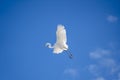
64, 50, 73, 59
68, 50, 73, 59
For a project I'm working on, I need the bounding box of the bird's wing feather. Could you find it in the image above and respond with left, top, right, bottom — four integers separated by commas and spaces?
56, 25, 67, 44
53, 46, 63, 54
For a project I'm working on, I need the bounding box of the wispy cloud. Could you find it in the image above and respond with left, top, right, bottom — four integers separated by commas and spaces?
107, 15, 118, 23
64, 68, 78, 77
90, 48, 111, 59
95, 77, 105, 80
88, 48, 120, 80
88, 64, 100, 76
99, 58, 116, 67
118, 73, 120, 80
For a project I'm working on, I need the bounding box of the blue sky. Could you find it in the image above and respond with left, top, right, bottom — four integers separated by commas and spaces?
0, 0, 120, 80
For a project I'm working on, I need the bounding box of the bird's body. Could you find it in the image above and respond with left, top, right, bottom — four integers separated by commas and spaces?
46, 24, 73, 58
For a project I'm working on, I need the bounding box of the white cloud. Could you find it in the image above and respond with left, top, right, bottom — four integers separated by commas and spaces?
90, 49, 111, 59
88, 48, 120, 80
111, 66, 119, 74
118, 73, 120, 80
98, 58, 119, 74
88, 64, 99, 76
64, 68, 78, 77
107, 15, 118, 23
95, 77, 105, 80
99, 58, 116, 67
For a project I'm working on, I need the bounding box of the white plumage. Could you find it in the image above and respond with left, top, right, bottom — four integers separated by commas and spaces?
46, 24, 73, 58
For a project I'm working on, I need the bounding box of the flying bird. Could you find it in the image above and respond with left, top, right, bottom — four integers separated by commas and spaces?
46, 25, 73, 59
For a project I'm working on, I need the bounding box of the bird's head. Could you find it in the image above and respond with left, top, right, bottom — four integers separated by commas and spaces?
45, 43, 53, 48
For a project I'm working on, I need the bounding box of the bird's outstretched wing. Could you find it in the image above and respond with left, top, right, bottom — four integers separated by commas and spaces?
56, 25, 67, 44
53, 25, 68, 54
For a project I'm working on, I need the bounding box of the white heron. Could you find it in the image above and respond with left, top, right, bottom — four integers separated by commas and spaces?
45, 24, 73, 59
